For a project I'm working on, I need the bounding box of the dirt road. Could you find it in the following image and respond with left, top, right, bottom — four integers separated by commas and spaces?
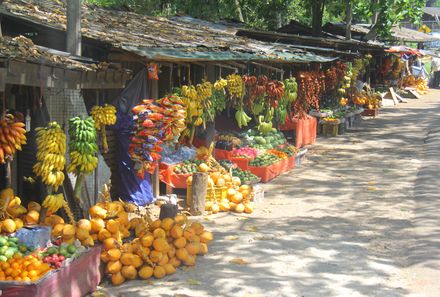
101, 90, 440, 297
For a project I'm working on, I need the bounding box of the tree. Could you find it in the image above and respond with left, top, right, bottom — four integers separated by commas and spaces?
353, 0, 427, 40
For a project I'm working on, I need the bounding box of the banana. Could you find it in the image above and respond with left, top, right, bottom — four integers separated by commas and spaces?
0, 114, 27, 164
34, 122, 66, 191
42, 193, 65, 213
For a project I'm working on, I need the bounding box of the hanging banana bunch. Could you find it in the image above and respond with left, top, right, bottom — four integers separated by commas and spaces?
67, 116, 98, 201
179, 81, 214, 144
0, 114, 27, 164
226, 74, 244, 108
257, 115, 273, 135
42, 193, 65, 214
90, 104, 117, 153
33, 122, 66, 191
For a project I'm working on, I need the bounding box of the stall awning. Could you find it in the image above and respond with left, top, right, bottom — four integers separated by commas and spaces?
119, 46, 338, 63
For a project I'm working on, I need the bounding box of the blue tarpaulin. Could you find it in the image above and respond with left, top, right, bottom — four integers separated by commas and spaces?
112, 69, 153, 206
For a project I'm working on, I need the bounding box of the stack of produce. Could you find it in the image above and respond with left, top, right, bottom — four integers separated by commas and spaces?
401, 75, 428, 94
243, 128, 287, 150
215, 134, 241, 151
278, 145, 298, 157
219, 160, 259, 185
46, 201, 127, 247
353, 90, 381, 110
90, 104, 117, 153
0, 114, 27, 164
0, 188, 49, 232
42, 244, 77, 269
249, 154, 281, 167
67, 117, 98, 201
129, 96, 186, 177
230, 147, 259, 159
172, 160, 203, 175
190, 171, 253, 214
0, 235, 33, 262
266, 149, 288, 160
100, 215, 214, 286
0, 253, 51, 282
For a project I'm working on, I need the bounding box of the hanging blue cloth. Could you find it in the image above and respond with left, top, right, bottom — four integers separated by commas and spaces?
111, 69, 154, 205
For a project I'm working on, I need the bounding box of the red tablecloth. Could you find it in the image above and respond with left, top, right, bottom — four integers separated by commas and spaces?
280, 116, 317, 148
159, 166, 191, 189
0, 246, 102, 297
229, 157, 251, 171
214, 149, 233, 160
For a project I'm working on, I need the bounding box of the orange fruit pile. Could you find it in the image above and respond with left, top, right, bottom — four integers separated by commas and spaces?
0, 253, 51, 282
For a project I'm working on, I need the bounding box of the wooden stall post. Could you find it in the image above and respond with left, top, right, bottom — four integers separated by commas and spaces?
190, 172, 208, 216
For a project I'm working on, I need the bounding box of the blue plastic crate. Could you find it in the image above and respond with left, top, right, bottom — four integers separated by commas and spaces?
15, 226, 52, 248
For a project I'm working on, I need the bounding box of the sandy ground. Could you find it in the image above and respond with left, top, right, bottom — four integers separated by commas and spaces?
97, 90, 440, 297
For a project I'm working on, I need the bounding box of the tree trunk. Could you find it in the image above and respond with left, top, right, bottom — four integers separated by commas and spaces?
276, 11, 283, 29
234, 0, 244, 22
365, 0, 380, 40
312, 0, 325, 37
345, 0, 352, 40
190, 173, 208, 216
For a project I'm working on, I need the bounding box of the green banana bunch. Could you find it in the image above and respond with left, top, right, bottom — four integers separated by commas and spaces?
257, 115, 273, 135
264, 107, 274, 122
68, 116, 98, 202
251, 98, 265, 116
235, 108, 252, 128
33, 122, 66, 191
42, 193, 65, 213
283, 77, 298, 103
67, 117, 98, 175
277, 104, 288, 125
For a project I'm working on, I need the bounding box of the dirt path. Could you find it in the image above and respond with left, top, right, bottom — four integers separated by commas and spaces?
101, 91, 440, 297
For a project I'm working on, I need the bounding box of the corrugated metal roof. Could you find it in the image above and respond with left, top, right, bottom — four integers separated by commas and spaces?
0, 0, 337, 63
120, 46, 337, 63
325, 22, 440, 43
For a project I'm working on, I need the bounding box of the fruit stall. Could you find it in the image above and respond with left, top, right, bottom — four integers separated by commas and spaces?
0, 2, 419, 295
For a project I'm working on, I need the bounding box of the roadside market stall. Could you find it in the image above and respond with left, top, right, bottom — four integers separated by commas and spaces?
0, 35, 132, 296
0, 0, 431, 293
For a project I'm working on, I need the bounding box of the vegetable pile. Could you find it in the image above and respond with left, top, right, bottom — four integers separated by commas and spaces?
249, 154, 281, 167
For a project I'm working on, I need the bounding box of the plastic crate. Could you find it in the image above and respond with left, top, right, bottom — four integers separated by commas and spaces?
322, 122, 339, 137
338, 122, 346, 135
361, 108, 379, 117
186, 185, 227, 205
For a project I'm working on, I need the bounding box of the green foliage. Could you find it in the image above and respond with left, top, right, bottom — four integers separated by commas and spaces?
353, 0, 427, 38
85, 0, 426, 38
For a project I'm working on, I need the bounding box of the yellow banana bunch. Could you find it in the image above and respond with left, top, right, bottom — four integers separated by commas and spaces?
195, 81, 213, 101
42, 193, 65, 213
90, 104, 117, 130
90, 104, 117, 153
67, 151, 98, 174
181, 85, 198, 100
226, 74, 244, 98
33, 122, 66, 191
214, 78, 227, 90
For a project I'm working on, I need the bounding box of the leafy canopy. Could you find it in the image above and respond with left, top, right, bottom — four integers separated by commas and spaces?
85, 0, 427, 37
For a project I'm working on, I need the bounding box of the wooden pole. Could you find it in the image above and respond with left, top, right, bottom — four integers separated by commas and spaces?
345, 0, 352, 40
67, 0, 81, 56
190, 172, 207, 216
